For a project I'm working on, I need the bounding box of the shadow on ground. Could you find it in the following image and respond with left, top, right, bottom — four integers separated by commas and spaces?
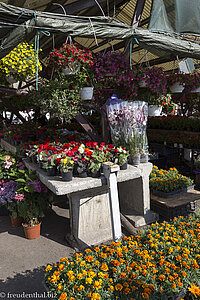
0, 267, 49, 298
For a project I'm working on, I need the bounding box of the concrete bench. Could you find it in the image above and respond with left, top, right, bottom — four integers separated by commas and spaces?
23, 159, 157, 248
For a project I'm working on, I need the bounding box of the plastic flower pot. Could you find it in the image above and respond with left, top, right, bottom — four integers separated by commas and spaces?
140, 154, 149, 163
47, 166, 57, 176
151, 185, 195, 198
148, 105, 162, 117
61, 170, 73, 181
80, 87, 94, 100
10, 216, 23, 227
129, 153, 140, 166
169, 82, 184, 93
78, 170, 88, 178
23, 222, 41, 240
120, 161, 128, 170
91, 169, 101, 178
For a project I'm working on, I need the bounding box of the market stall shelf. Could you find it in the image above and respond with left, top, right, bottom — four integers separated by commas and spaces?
150, 190, 200, 220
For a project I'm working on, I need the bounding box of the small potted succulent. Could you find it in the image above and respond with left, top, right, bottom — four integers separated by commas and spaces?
59, 157, 74, 181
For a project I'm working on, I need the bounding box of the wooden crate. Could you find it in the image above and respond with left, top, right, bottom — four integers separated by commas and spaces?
150, 190, 200, 220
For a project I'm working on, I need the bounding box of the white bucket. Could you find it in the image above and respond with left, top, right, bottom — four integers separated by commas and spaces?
184, 148, 192, 161
169, 82, 184, 93
80, 87, 94, 100
148, 105, 162, 117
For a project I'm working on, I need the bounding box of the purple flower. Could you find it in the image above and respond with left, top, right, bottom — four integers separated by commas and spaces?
0, 180, 18, 205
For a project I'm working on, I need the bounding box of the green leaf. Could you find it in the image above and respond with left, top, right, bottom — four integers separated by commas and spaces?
15, 178, 26, 183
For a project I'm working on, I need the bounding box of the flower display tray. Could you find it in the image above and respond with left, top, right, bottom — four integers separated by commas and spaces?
150, 189, 200, 220
151, 185, 195, 198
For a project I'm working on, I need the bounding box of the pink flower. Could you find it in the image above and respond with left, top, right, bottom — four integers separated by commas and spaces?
5, 161, 13, 169
14, 193, 24, 201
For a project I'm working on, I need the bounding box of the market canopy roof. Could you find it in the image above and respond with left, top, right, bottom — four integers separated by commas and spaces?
1, 1, 200, 71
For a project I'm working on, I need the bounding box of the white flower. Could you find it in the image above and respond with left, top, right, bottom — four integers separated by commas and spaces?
78, 144, 85, 154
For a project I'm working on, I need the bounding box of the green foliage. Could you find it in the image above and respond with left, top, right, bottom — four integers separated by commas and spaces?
29, 78, 84, 122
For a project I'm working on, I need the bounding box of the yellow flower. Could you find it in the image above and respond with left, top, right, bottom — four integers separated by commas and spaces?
91, 293, 100, 300
93, 280, 102, 290
85, 277, 93, 284
188, 283, 200, 298
45, 265, 52, 271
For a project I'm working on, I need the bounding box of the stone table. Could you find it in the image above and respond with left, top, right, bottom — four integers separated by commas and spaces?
23, 159, 157, 248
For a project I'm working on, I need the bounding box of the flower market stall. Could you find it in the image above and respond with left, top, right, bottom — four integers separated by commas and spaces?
0, 1, 200, 299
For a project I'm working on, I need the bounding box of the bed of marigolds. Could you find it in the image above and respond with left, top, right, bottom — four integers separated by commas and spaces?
45, 214, 200, 300
149, 166, 194, 193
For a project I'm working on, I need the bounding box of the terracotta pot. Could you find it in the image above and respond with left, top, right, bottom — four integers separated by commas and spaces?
10, 216, 23, 227
23, 222, 41, 240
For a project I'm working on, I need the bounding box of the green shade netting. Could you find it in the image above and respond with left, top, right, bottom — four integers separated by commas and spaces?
148, 0, 200, 35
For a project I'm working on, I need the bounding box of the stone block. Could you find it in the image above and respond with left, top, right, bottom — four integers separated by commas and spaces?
68, 186, 112, 248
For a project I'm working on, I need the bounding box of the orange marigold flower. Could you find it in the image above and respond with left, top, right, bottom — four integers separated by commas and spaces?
93, 280, 102, 290
101, 263, 108, 272
142, 292, 149, 299
158, 275, 166, 281
59, 292, 67, 300
115, 283, 123, 291
91, 292, 100, 300
120, 272, 127, 278
188, 283, 200, 298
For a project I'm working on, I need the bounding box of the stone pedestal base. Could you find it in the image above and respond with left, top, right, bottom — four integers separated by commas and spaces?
125, 210, 159, 228
68, 186, 113, 248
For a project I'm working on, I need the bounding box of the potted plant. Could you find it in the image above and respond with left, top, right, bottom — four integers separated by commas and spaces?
29, 78, 82, 123
142, 91, 172, 116
150, 166, 194, 197
42, 154, 58, 176
114, 147, 129, 170
59, 157, 74, 181
87, 149, 105, 177
76, 68, 94, 100
15, 169, 51, 239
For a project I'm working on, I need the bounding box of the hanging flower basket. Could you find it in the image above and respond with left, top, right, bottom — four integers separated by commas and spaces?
169, 82, 185, 93
80, 87, 94, 100
148, 105, 162, 117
